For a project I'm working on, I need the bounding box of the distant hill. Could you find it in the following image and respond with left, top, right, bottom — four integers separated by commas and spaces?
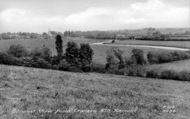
123, 28, 190, 35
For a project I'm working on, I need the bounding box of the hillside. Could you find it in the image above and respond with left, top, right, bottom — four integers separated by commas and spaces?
147, 59, 190, 72
0, 65, 190, 119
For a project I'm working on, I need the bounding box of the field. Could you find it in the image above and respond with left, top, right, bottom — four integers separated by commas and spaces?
1, 37, 188, 64
0, 37, 98, 54
1, 64, 190, 119
147, 59, 190, 73
115, 40, 190, 49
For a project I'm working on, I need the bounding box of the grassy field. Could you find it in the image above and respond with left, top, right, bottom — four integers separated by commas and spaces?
0, 37, 183, 64
147, 59, 190, 73
0, 37, 98, 54
115, 40, 190, 49
0, 64, 190, 119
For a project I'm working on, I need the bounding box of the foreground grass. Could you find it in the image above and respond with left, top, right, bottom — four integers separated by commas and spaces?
0, 65, 190, 119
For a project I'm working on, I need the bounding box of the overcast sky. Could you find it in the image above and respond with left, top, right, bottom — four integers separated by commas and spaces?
0, 0, 189, 32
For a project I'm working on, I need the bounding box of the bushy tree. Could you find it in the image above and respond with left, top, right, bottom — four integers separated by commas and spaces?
55, 35, 63, 60
30, 57, 52, 69
105, 48, 119, 71
30, 46, 52, 62
0, 52, 22, 65
57, 59, 70, 71
131, 49, 148, 65
79, 43, 94, 72
65, 41, 80, 67
7, 44, 29, 58
112, 48, 125, 69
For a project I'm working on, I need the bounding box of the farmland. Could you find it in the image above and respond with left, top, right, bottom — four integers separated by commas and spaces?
1, 64, 190, 119
1, 34, 190, 118
114, 40, 190, 49
1, 37, 190, 64
147, 59, 190, 73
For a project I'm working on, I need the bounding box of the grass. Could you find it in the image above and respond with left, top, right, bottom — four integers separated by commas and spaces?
0, 37, 179, 65
0, 64, 190, 119
115, 40, 190, 49
147, 59, 190, 72
92, 45, 176, 64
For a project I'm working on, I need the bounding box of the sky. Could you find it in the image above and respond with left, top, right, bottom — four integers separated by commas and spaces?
0, 0, 189, 32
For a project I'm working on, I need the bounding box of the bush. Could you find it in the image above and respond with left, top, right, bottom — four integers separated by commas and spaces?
146, 69, 190, 81
29, 57, 52, 69
92, 63, 106, 73
58, 59, 70, 71
112, 48, 125, 69
178, 71, 190, 81
105, 47, 122, 71
30, 46, 52, 62
160, 70, 176, 79
0, 52, 22, 65
7, 44, 29, 58
121, 65, 147, 77
105, 53, 119, 72
148, 51, 190, 64
131, 49, 148, 65
146, 70, 160, 78
19, 57, 34, 67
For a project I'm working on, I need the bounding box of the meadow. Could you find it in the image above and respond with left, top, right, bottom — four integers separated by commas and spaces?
147, 59, 190, 73
1, 64, 190, 119
1, 37, 189, 64
115, 40, 190, 49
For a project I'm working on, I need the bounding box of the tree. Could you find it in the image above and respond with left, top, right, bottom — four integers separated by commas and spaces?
30, 46, 52, 62
79, 43, 94, 71
55, 35, 63, 60
112, 48, 124, 69
131, 49, 148, 65
65, 41, 80, 67
7, 44, 29, 58
105, 48, 119, 71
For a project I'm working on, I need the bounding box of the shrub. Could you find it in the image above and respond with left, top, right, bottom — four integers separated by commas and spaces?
146, 70, 160, 78
131, 49, 148, 65
147, 52, 160, 64
19, 57, 33, 67
50, 56, 60, 65
178, 71, 190, 81
112, 48, 125, 69
30, 46, 52, 62
159, 53, 173, 63
148, 51, 190, 64
105, 48, 119, 72
92, 63, 106, 73
7, 44, 29, 58
104, 47, 125, 72
146, 69, 190, 81
122, 65, 147, 77
160, 70, 176, 79
58, 59, 70, 71
67, 66, 83, 72
29, 57, 52, 69
0, 52, 22, 65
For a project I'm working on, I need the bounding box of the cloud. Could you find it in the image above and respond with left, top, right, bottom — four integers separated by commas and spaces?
0, 0, 189, 32
0, 8, 65, 32
65, 0, 189, 30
